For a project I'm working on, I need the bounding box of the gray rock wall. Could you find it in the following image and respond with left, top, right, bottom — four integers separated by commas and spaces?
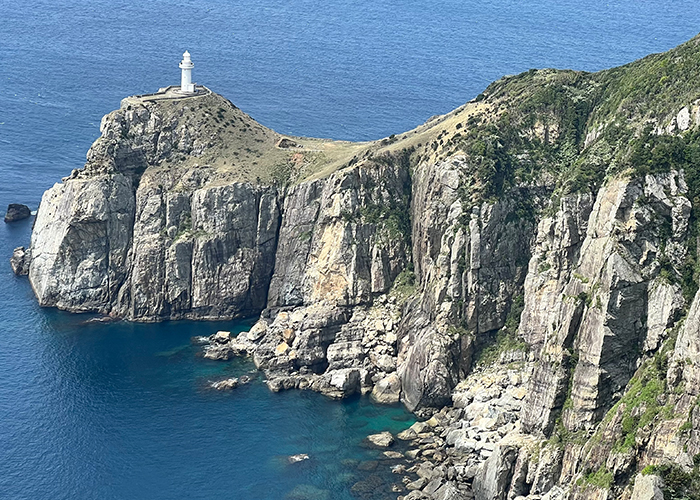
29, 173, 135, 312
28, 92, 283, 322
397, 155, 536, 413
520, 172, 691, 435
113, 178, 280, 321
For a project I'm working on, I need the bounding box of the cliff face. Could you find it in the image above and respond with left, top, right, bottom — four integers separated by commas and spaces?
397, 155, 536, 413
521, 172, 690, 435
29, 90, 285, 321
17, 36, 700, 500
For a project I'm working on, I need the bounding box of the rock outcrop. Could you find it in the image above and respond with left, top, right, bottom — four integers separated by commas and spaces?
10, 247, 30, 275
4, 203, 31, 223
27, 90, 289, 321
398, 155, 536, 414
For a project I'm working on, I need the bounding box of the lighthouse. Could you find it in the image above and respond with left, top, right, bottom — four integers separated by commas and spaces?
179, 51, 195, 93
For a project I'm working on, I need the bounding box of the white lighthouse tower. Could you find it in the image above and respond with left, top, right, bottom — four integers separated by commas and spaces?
179, 51, 195, 93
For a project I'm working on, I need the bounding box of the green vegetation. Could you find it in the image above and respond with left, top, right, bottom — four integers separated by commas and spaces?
581, 465, 614, 489
572, 272, 590, 284
547, 349, 588, 448
474, 294, 528, 367
357, 199, 411, 243
436, 35, 700, 216
270, 161, 294, 186
448, 69, 605, 202
474, 329, 528, 368
504, 294, 525, 334
622, 126, 700, 301
538, 261, 552, 273
548, 417, 588, 449
591, 36, 700, 125
641, 460, 700, 500
389, 268, 417, 304
603, 352, 673, 453
438, 36, 700, 302
174, 211, 192, 239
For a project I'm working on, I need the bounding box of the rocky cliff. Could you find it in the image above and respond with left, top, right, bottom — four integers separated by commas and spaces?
15, 36, 700, 500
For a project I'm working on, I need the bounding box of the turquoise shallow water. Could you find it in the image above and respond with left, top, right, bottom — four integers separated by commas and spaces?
2, 1, 700, 498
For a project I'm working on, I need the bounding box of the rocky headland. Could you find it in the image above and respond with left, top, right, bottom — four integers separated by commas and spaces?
13, 37, 700, 500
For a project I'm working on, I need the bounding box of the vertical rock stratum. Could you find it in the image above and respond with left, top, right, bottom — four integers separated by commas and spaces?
15, 36, 700, 500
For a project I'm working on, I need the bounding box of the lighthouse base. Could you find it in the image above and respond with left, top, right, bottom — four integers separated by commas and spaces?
178, 83, 196, 94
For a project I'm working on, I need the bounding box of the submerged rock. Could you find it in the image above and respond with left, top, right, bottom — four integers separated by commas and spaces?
286, 484, 329, 500
203, 343, 233, 361
83, 315, 118, 324
288, 453, 310, 464
210, 378, 238, 390
350, 474, 385, 497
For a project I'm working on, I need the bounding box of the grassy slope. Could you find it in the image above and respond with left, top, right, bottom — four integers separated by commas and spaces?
134, 34, 700, 202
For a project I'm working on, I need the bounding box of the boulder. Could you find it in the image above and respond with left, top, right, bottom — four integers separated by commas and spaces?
409, 421, 431, 434
397, 428, 418, 441
424, 478, 444, 496
433, 481, 467, 500
630, 474, 664, 500
203, 344, 233, 361
4, 203, 31, 223
365, 431, 395, 448
246, 320, 268, 341
288, 453, 310, 464
370, 373, 401, 404
406, 477, 428, 491
212, 331, 231, 343
530, 446, 563, 494
404, 491, 430, 500
286, 484, 329, 500
473, 444, 519, 500
326, 368, 361, 397
10, 246, 30, 275
326, 341, 364, 370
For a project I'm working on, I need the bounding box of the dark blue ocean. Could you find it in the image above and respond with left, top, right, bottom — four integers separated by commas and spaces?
1, 1, 699, 498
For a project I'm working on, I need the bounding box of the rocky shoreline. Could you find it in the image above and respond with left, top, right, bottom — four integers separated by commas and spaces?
200, 322, 539, 500
200, 295, 404, 403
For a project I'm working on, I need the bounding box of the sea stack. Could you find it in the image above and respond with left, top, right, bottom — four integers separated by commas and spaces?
4, 203, 31, 223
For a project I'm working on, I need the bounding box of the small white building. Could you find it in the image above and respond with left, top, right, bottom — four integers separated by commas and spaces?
179, 51, 195, 93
